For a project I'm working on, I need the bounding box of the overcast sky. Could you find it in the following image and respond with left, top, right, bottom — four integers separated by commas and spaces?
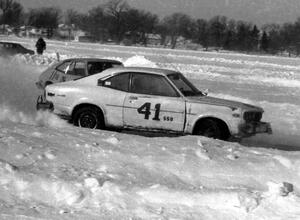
18, 0, 300, 26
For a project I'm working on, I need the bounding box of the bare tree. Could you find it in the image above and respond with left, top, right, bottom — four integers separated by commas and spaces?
104, 0, 129, 43
0, 0, 13, 32
208, 16, 227, 48
28, 7, 61, 38
0, 0, 12, 17
64, 9, 80, 26
162, 13, 193, 49
87, 6, 108, 42
2, 1, 23, 26
193, 19, 209, 50
124, 9, 158, 45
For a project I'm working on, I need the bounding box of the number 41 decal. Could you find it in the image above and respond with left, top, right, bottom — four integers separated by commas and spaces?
137, 102, 161, 121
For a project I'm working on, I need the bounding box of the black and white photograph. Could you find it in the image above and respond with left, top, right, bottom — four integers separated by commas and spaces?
0, 0, 299, 219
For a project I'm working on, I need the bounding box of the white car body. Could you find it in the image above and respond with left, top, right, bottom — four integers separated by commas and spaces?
39, 67, 272, 140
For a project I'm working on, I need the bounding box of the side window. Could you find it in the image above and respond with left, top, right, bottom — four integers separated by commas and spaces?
87, 62, 104, 75
101, 73, 130, 92
131, 73, 179, 97
56, 61, 72, 73
64, 61, 86, 76
72, 61, 86, 76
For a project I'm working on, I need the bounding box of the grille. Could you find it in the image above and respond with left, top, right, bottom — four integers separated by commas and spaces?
243, 111, 262, 122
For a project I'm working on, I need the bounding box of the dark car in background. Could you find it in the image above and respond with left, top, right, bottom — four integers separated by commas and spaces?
36, 58, 124, 90
0, 41, 34, 57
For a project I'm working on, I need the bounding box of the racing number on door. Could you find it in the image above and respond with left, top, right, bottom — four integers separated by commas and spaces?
137, 102, 161, 121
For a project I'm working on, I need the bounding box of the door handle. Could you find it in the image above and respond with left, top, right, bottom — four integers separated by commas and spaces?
129, 96, 138, 100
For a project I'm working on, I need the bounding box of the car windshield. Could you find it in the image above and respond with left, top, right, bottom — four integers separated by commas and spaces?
167, 72, 204, 96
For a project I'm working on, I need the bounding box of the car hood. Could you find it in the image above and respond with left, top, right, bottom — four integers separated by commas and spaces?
186, 95, 263, 112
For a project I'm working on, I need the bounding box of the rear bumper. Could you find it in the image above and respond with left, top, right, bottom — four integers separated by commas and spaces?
36, 95, 53, 111
238, 121, 272, 137
36, 95, 72, 121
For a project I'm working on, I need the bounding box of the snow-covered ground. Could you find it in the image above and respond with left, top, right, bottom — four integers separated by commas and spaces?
0, 36, 299, 219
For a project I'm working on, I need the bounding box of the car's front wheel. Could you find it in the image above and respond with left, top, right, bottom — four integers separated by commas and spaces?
73, 106, 104, 129
194, 118, 224, 140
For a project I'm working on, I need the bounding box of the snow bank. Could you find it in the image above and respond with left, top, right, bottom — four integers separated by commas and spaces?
0, 161, 84, 207
11, 53, 59, 66
123, 55, 158, 68
0, 129, 299, 219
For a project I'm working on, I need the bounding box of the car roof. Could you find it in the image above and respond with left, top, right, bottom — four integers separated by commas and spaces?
109, 67, 178, 76
84, 67, 179, 79
61, 57, 123, 64
0, 41, 21, 45
68, 67, 180, 85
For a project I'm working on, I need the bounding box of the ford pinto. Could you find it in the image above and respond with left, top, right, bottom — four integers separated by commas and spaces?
37, 67, 272, 140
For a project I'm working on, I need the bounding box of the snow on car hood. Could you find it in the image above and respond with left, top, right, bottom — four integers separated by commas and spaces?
186, 95, 263, 111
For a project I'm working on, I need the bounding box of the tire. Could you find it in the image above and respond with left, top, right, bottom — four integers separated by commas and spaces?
194, 119, 223, 140
73, 106, 104, 129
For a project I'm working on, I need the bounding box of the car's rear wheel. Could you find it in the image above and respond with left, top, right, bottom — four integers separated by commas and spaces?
194, 119, 223, 140
73, 106, 104, 129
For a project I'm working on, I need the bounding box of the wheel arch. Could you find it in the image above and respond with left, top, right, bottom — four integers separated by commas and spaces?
71, 103, 105, 125
192, 116, 231, 140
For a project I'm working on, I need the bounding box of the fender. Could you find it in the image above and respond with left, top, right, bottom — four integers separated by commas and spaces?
187, 113, 234, 135
70, 97, 107, 119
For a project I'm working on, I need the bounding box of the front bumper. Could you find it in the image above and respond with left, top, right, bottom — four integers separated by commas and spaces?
239, 121, 272, 137
36, 95, 53, 111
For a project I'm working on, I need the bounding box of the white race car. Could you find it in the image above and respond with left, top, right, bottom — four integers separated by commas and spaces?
37, 67, 272, 140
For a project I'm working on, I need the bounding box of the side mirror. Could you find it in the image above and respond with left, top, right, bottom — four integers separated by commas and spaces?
202, 89, 209, 96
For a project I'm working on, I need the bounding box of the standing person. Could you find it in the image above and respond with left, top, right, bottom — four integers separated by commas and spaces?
35, 37, 46, 55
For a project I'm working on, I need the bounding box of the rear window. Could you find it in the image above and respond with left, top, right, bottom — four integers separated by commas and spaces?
88, 61, 123, 75
66, 61, 86, 76
101, 72, 130, 92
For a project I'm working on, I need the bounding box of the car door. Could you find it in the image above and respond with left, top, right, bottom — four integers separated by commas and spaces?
99, 72, 130, 127
123, 72, 186, 132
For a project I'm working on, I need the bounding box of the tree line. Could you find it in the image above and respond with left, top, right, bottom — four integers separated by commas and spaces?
1, 0, 300, 55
